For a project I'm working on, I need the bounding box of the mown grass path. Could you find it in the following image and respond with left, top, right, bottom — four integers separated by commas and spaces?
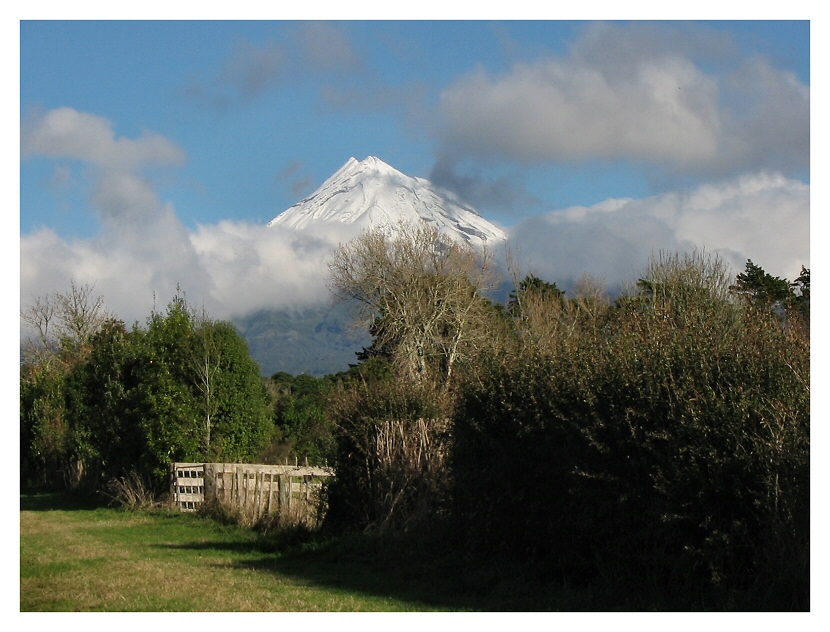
20, 493, 472, 612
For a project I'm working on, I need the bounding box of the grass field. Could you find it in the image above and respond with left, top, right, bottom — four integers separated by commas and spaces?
21, 492, 608, 612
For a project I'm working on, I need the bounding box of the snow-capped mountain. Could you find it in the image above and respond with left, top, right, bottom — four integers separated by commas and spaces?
268, 156, 507, 248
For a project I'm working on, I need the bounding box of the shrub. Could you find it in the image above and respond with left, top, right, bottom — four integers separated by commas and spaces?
104, 470, 159, 511
325, 377, 454, 534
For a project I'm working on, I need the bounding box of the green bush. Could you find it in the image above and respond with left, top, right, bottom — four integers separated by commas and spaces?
266, 372, 337, 465
20, 358, 74, 489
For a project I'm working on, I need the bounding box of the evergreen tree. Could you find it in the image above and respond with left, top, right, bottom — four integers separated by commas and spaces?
205, 320, 273, 463
731, 259, 793, 311
65, 319, 143, 485
789, 265, 810, 323
131, 295, 203, 486
507, 273, 565, 317
268, 372, 336, 464
133, 293, 274, 487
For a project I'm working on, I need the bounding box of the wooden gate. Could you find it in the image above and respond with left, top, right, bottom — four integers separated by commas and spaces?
171, 463, 205, 511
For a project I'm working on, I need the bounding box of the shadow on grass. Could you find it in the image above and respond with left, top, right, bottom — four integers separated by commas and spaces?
159, 530, 602, 611
155, 539, 275, 557
20, 491, 108, 512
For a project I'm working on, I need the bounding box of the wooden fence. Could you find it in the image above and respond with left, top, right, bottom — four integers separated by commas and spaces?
170, 462, 334, 516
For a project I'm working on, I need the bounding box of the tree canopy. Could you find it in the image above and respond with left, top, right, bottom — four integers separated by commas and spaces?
327, 224, 499, 383
20, 287, 274, 491
731, 259, 793, 309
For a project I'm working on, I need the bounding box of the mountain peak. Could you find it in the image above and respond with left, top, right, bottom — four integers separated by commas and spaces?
351, 155, 388, 168
268, 156, 507, 248
336, 155, 400, 179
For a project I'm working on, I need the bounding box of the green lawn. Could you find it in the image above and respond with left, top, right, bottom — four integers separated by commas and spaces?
22, 492, 598, 612
20, 493, 446, 611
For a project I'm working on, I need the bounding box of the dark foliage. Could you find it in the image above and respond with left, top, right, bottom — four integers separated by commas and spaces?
324, 376, 453, 534
265, 372, 338, 465
452, 254, 809, 609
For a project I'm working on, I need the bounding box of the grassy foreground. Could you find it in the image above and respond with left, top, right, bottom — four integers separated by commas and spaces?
21, 492, 616, 612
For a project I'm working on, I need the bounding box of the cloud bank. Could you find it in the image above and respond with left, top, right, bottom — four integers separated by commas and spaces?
435, 22, 809, 180
20, 107, 809, 331
19, 107, 356, 328
506, 172, 809, 292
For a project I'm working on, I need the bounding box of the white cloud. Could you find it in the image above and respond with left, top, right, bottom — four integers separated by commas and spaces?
20, 216, 351, 330
22, 169, 806, 332
506, 171, 809, 291
19, 107, 348, 328
440, 56, 720, 165
436, 23, 809, 178
188, 220, 356, 318
22, 107, 187, 228
21, 107, 186, 170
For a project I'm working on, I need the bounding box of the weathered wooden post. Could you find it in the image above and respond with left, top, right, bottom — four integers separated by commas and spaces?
279, 474, 290, 513
203, 463, 216, 505
169, 463, 177, 509
254, 470, 262, 519
267, 472, 275, 515
236, 468, 243, 506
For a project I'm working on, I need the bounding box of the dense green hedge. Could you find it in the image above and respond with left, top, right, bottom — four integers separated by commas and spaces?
451, 254, 809, 609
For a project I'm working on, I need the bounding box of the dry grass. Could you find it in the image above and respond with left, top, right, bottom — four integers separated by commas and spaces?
104, 470, 160, 511
199, 487, 325, 534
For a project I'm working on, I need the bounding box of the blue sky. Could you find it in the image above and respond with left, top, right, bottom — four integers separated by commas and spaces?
18, 16, 813, 326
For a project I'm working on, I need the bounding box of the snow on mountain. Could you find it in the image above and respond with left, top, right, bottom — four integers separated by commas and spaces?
268, 156, 507, 248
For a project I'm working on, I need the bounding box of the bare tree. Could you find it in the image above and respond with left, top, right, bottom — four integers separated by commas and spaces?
55, 280, 109, 348
21, 280, 110, 362
21, 294, 57, 350
328, 224, 498, 383
188, 307, 224, 456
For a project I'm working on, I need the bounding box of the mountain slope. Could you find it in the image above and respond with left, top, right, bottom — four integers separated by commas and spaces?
241, 156, 508, 376
268, 156, 507, 248
234, 302, 370, 377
